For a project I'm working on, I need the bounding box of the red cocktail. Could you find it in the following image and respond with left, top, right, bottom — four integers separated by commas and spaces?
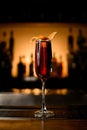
35, 38, 52, 81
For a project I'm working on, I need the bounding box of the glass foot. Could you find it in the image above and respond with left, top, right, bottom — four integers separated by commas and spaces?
34, 110, 55, 118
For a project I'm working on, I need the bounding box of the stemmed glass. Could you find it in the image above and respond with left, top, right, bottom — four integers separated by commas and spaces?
33, 33, 57, 118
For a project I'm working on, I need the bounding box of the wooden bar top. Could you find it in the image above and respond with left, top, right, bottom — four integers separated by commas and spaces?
0, 105, 87, 130
0, 105, 87, 119
0, 119, 87, 130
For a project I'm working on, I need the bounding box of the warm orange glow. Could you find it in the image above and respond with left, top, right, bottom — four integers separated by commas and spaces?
12, 88, 69, 95
0, 23, 87, 77
56, 89, 69, 95
12, 88, 21, 93
21, 88, 32, 94
32, 88, 41, 95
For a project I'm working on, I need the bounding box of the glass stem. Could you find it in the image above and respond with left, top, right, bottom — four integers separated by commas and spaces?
41, 80, 47, 113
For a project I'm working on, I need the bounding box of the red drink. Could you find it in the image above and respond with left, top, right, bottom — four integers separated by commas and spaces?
35, 39, 52, 80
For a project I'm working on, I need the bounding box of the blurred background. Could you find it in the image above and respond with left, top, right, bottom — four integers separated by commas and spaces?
0, 0, 87, 95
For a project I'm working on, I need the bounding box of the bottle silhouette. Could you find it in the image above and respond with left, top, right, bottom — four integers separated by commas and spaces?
51, 52, 58, 77
57, 55, 63, 78
68, 27, 74, 53
29, 53, 34, 77
9, 30, 14, 61
17, 56, 26, 79
77, 28, 86, 50
0, 31, 12, 82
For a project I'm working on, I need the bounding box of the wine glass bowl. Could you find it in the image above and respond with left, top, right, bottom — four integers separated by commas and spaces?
35, 38, 52, 80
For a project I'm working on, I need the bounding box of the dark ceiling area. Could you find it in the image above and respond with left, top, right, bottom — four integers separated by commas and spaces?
0, 1, 87, 23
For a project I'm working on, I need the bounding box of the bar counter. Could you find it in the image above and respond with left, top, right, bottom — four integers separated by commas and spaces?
0, 91, 87, 129
0, 105, 87, 130
0, 118, 87, 130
